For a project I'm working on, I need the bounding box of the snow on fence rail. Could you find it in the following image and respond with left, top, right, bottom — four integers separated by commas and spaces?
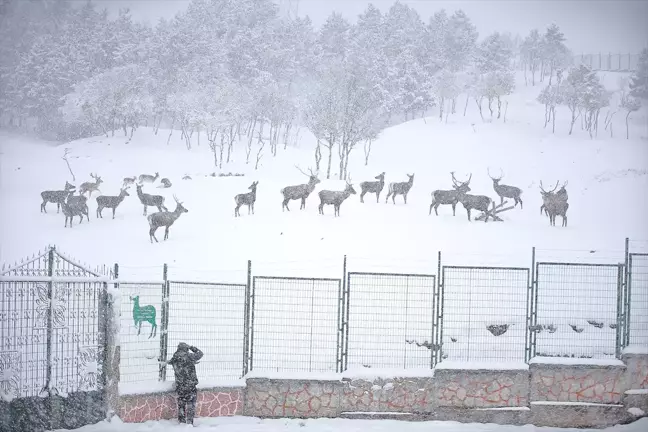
2, 241, 648, 394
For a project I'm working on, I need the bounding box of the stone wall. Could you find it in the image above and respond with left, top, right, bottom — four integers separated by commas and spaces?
433, 369, 528, 408
529, 361, 626, 404
110, 355, 648, 427
118, 387, 243, 423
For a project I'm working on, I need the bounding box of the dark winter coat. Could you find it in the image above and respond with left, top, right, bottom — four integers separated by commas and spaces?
167, 344, 203, 392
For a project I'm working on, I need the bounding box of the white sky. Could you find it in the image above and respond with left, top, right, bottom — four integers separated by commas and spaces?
88, 0, 648, 54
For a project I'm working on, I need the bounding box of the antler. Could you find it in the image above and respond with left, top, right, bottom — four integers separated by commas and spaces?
561, 180, 568, 188
539, 180, 559, 194
487, 168, 503, 181
451, 171, 460, 187
173, 194, 182, 204
465, 173, 472, 184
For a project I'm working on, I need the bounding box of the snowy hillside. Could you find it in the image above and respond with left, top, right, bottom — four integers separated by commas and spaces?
1, 72, 647, 280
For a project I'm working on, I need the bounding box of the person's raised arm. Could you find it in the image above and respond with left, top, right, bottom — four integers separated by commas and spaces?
188, 346, 203, 363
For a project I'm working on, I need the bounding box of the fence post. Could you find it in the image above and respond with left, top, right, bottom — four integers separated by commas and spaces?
243, 260, 252, 376
616, 263, 625, 358
103, 263, 120, 420
527, 247, 537, 362
434, 251, 443, 367
336, 255, 347, 373
43, 247, 54, 398
158, 264, 169, 381
248, 260, 256, 373
623, 238, 630, 347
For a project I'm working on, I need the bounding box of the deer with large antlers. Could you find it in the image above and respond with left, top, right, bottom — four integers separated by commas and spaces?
540, 180, 569, 227
79, 173, 103, 197
488, 168, 523, 209
429, 172, 472, 216
385, 173, 415, 204
147, 195, 189, 243
359, 172, 386, 203
318, 177, 356, 217
281, 166, 321, 211
234, 181, 258, 217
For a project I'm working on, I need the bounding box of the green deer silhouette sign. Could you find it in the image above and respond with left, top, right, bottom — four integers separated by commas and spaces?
129, 295, 157, 338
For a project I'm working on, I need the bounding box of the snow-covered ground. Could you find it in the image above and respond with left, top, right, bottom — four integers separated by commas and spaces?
2, 71, 648, 386
47, 416, 648, 432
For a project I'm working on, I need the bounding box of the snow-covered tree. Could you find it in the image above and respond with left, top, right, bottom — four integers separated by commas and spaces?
537, 84, 562, 133
629, 48, 648, 99
521, 29, 542, 86
559, 65, 607, 135
541, 24, 571, 85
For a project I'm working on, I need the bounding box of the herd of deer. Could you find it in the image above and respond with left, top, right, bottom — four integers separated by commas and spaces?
39, 165, 569, 242
40, 172, 188, 243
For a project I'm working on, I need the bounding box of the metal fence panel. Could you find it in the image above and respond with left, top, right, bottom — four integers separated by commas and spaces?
249, 276, 341, 373
534, 263, 621, 359
166, 281, 246, 381
441, 266, 529, 363
345, 272, 437, 370
0, 280, 105, 399
118, 282, 164, 384
628, 254, 648, 348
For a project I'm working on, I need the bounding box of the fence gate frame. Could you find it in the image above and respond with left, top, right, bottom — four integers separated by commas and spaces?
626, 253, 648, 348
246, 275, 344, 374
0, 246, 110, 430
439, 265, 532, 364
531, 261, 624, 360
344, 271, 439, 370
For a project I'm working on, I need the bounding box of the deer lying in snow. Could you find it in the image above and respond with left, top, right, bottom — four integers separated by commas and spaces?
96, 188, 130, 219
234, 181, 258, 217
385, 173, 414, 204
40, 181, 76, 213
281, 166, 320, 211
359, 172, 385, 203
318, 180, 356, 217
147, 195, 188, 243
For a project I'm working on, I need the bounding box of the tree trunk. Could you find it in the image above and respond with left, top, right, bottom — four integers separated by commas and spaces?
451, 98, 456, 114
475, 97, 484, 121
463, 94, 470, 116
227, 124, 234, 163
626, 111, 631, 139
326, 142, 333, 180
488, 97, 494, 117
315, 139, 322, 171
569, 109, 577, 135
364, 139, 372, 166
497, 96, 502, 119
551, 107, 556, 133
439, 97, 444, 120
219, 133, 224, 169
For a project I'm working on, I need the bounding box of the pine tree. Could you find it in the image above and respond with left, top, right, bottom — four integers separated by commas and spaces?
629, 48, 648, 99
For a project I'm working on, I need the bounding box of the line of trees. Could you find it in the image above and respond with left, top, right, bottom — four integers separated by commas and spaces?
3, 0, 642, 177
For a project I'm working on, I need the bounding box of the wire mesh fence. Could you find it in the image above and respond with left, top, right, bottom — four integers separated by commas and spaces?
440, 267, 529, 363
573, 53, 639, 71
117, 281, 165, 384
533, 263, 622, 359
345, 272, 437, 370
166, 281, 246, 382
249, 276, 341, 373
628, 254, 648, 349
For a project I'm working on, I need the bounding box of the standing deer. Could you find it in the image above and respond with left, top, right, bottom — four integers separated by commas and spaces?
540, 181, 569, 227
281, 166, 320, 211
130, 295, 157, 338
136, 184, 167, 216
539, 180, 559, 216
96, 188, 130, 219
488, 168, 523, 209
359, 172, 386, 203
138, 172, 160, 184
385, 173, 414, 204
122, 176, 137, 188
61, 190, 87, 227
456, 178, 492, 222
429, 172, 472, 216
147, 195, 188, 243
40, 181, 76, 213
67, 192, 90, 222
79, 173, 103, 197
234, 181, 259, 217
318, 180, 357, 217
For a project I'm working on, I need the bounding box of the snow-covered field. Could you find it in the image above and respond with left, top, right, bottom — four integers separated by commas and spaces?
47, 416, 648, 432
2, 71, 648, 386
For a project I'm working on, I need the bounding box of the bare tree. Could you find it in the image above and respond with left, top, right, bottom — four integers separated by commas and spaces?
61, 148, 75, 181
